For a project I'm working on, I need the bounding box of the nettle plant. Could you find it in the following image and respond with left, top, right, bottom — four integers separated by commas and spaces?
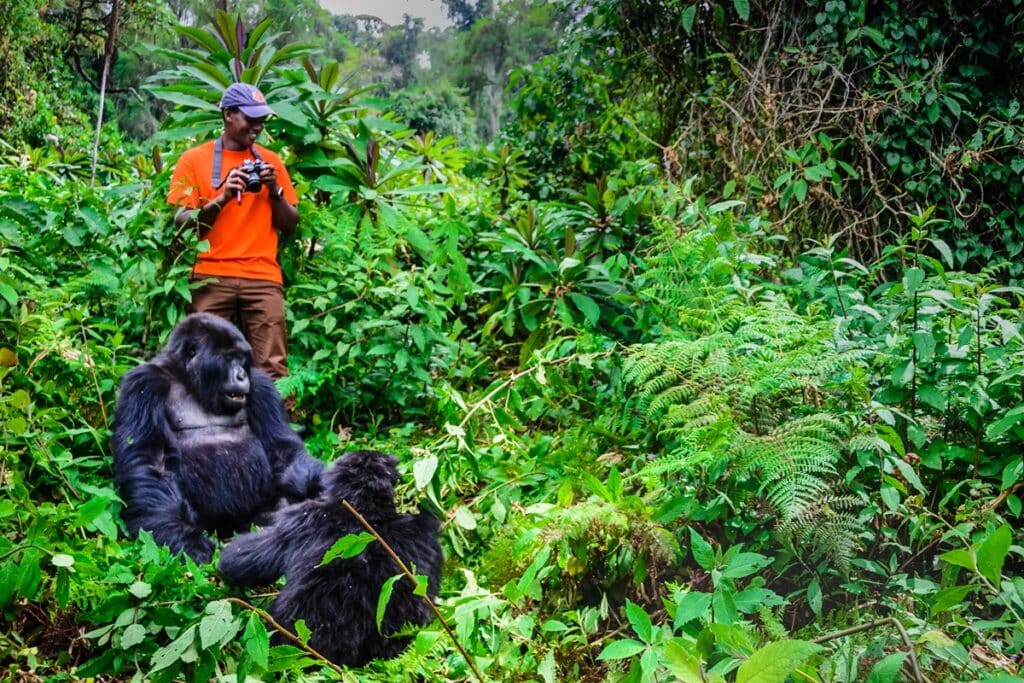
798, 208, 1024, 511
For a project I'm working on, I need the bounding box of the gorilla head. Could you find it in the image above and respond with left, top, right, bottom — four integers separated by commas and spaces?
324, 450, 400, 516
161, 313, 252, 415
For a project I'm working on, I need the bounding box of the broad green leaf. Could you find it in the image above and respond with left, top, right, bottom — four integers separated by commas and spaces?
929, 584, 973, 614
880, 484, 901, 513
865, 652, 907, 683
712, 586, 739, 626
918, 384, 947, 411
121, 623, 147, 649
892, 458, 927, 495
566, 292, 601, 325
294, 619, 312, 644
977, 524, 1012, 585
733, 0, 750, 21
626, 600, 653, 643
681, 5, 697, 34
150, 625, 195, 672
320, 532, 375, 565
664, 639, 703, 683
1008, 494, 1022, 516
413, 454, 438, 489
911, 331, 936, 362
803, 163, 830, 182
376, 574, 401, 632
903, 267, 925, 296
16, 555, 41, 600
199, 600, 238, 649
453, 506, 477, 530
807, 579, 822, 615
793, 179, 808, 204
0, 283, 18, 307
515, 545, 551, 602
538, 649, 557, 683
51, 554, 74, 568
708, 199, 746, 213
597, 638, 646, 661
243, 612, 269, 669
0, 562, 16, 608
404, 225, 436, 258
1002, 460, 1024, 491
709, 623, 755, 658
929, 237, 955, 267
735, 639, 823, 683
129, 581, 152, 599
734, 587, 782, 614
722, 552, 770, 578
938, 548, 975, 572
542, 620, 569, 633
674, 591, 712, 628
987, 405, 1024, 440
8, 390, 29, 411
690, 529, 716, 571
890, 359, 914, 388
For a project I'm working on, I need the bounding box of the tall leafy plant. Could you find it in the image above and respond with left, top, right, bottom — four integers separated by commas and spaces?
147, 11, 316, 138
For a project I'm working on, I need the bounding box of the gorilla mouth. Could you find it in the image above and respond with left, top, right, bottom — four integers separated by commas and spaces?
225, 392, 247, 404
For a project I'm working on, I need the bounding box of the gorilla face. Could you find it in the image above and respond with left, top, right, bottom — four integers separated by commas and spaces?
166, 313, 254, 415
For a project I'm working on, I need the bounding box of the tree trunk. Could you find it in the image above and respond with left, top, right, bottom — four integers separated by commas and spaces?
90, 0, 120, 186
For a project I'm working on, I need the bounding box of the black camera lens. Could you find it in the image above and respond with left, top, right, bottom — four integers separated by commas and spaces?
241, 160, 263, 193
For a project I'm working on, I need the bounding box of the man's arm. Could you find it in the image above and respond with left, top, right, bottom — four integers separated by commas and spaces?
258, 163, 299, 236
173, 168, 245, 233
268, 188, 299, 236
174, 197, 225, 233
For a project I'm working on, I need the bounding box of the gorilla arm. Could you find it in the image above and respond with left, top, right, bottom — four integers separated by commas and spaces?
246, 370, 324, 501
217, 511, 301, 586
112, 365, 216, 563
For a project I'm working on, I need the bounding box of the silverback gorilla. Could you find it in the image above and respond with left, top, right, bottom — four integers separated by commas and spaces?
218, 450, 443, 668
112, 313, 324, 563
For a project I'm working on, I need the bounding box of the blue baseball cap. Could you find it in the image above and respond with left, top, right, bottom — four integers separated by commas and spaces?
219, 83, 275, 118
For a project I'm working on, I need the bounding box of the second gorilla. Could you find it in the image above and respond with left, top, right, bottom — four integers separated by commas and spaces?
219, 450, 443, 667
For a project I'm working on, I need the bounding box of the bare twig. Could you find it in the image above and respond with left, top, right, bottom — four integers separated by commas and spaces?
225, 597, 348, 677
812, 617, 925, 683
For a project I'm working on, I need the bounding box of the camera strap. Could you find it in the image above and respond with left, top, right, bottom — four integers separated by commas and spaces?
211, 138, 264, 189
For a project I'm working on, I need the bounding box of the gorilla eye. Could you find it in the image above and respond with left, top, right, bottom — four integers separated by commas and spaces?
183, 342, 198, 359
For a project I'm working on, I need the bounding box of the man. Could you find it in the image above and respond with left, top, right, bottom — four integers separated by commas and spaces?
167, 82, 299, 380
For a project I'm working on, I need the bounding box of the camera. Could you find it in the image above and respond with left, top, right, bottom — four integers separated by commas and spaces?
239, 159, 268, 193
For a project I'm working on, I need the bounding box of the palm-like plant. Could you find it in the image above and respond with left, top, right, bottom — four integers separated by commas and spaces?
146, 11, 316, 136
309, 121, 448, 224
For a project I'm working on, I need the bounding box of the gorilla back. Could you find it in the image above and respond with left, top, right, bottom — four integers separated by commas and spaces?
219, 450, 443, 668
112, 313, 323, 563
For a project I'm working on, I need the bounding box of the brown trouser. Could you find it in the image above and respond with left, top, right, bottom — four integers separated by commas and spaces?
189, 275, 289, 380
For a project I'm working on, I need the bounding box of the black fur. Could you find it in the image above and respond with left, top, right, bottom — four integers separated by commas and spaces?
218, 450, 443, 668
112, 313, 323, 563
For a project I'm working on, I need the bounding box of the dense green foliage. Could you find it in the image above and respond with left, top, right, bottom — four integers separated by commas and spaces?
2, 1, 1024, 681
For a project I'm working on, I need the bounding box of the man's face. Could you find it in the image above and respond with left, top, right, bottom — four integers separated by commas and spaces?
224, 109, 267, 148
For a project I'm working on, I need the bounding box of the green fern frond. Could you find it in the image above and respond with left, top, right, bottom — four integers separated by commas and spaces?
623, 213, 869, 567
778, 491, 861, 570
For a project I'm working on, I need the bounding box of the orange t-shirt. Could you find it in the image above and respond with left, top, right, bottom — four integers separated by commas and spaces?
167, 141, 299, 284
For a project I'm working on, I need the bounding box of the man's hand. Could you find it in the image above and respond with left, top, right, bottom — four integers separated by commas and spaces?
257, 163, 280, 198
219, 167, 247, 204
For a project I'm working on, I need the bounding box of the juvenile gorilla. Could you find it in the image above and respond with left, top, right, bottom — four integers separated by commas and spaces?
112, 313, 323, 563
218, 450, 443, 668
